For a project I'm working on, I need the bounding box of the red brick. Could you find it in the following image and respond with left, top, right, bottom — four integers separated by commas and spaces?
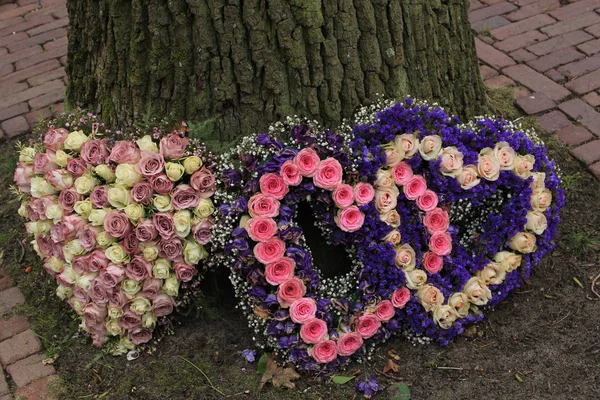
472, 15, 512, 32
0, 31, 27, 48
577, 38, 600, 55
494, 30, 548, 52
0, 102, 29, 121
484, 74, 515, 88
556, 124, 595, 146
59, 55, 66, 66
571, 140, 600, 165
43, 35, 67, 50
27, 67, 64, 86
15, 375, 59, 400
557, 53, 600, 78
471, 0, 485, 11
510, 48, 538, 62
28, 88, 64, 110
52, 6, 67, 19
559, 98, 600, 135
0, 62, 12, 78
26, 4, 67, 20
491, 14, 556, 40
0, 4, 17, 13
527, 30, 594, 55
549, 0, 600, 21
470, 2, 518, 22
6, 82, 30, 96
476, 38, 516, 69
544, 68, 565, 82
502, 64, 571, 100
6, 353, 55, 388
536, 110, 572, 133
0, 48, 6, 56
0, 329, 42, 365
0, 4, 40, 21
583, 91, 600, 107
1, 115, 29, 137
0, 14, 53, 38
0, 45, 42, 67
480, 65, 499, 80
0, 59, 60, 85
26, 17, 67, 37
15, 45, 67, 70
479, 34, 495, 45
513, 86, 532, 99
0, 315, 29, 342
18, 0, 41, 5
25, 102, 63, 125
0, 16, 25, 31
505, 0, 560, 22
0, 269, 12, 291
515, 92, 556, 114
0, 79, 63, 109
7, 27, 66, 52
527, 47, 585, 72
482, 0, 508, 4
541, 13, 600, 36
586, 23, 600, 37
589, 161, 600, 180
0, 287, 25, 314
565, 69, 600, 94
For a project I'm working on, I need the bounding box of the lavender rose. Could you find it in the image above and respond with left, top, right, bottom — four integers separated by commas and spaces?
171, 184, 200, 210
190, 168, 217, 199
152, 293, 175, 317
131, 182, 153, 204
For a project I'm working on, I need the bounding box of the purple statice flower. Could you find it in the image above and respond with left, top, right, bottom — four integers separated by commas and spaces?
241, 349, 256, 363
355, 376, 382, 398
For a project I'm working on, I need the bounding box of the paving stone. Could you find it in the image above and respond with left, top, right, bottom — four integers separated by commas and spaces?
0, 103, 29, 122
549, 0, 600, 21
472, 15, 512, 32
0, 4, 17, 13
502, 64, 571, 100
28, 88, 64, 110
0, 79, 64, 110
556, 124, 595, 146
527, 30, 594, 55
494, 30, 548, 52
589, 162, 600, 180
505, 0, 561, 22
582, 91, 600, 107
484, 74, 515, 88
536, 110, 572, 133
26, 17, 67, 37
577, 38, 600, 55
559, 98, 600, 135
15, 375, 58, 400
528, 47, 585, 72
6, 27, 66, 52
571, 140, 600, 165
0, 59, 61, 86
515, 92, 557, 114
491, 14, 556, 40
565, 68, 600, 94
0, 115, 29, 137
0, 269, 12, 291
586, 23, 600, 37
0, 315, 29, 342
0, 63, 12, 78
476, 38, 516, 69
5, 82, 29, 97
0, 45, 42, 67
513, 86, 532, 99
544, 68, 565, 83
0, 287, 25, 314
25, 102, 63, 126
479, 35, 496, 45
43, 35, 67, 50
480, 65, 499, 80
0, 394, 12, 400
510, 48, 538, 62
0, 17, 25, 32
540, 13, 600, 36
0, 14, 53, 38
471, 2, 518, 22
481, 0, 507, 4
6, 353, 55, 388
0, 4, 40, 21
0, 329, 42, 366
471, 0, 485, 11
558, 53, 600, 78
27, 67, 64, 86
15, 45, 67, 70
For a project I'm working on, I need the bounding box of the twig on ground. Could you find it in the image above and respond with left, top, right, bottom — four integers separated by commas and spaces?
434, 366, 464, 370
374, 370, 404, 381
18, 240, 25, 263
179, 356, 227, 397
591, 272, 600, 299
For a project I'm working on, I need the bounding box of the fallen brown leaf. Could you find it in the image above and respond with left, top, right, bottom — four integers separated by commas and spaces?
383, 359, 400, 374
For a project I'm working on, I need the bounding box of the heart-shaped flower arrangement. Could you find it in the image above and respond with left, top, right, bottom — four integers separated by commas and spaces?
214, 98, 563, 371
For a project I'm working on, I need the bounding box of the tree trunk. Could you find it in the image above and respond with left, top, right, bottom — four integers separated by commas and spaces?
66, 0, 485, 141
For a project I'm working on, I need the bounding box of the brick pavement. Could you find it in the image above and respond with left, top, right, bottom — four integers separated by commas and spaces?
471, 0, 600, 179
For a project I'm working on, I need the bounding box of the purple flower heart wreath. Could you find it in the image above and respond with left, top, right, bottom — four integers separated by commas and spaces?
214, 98, 563, 371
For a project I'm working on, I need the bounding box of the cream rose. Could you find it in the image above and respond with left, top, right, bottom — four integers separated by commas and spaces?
96, 231, 116, 248
140, 242, 159, 261
163, 276, 180, 297
108, 306, 124, 319
462, 277, 492, 306
105, 243, 130, 264
56, 285, 72, 300
19, 147, 36, 164
531, 188, 552, 212
419, 135, 443, 161
477, 148, 501, 181
121, 279, 141, 296
183, 240, 207, 265
476, 262, 506, 285
374, 169, 395, 189
136, 135, 159, 153
53, 150, 71, 167
106, 319, 123, 336
95, 164, 116, 183
153, 195, 172, 212
380, 210, 401, 228
124, 203, 145, 223
107, 186, 130, 209
433, 305, 459, 329
30, 177, 56, 198
115, 164, 142, 187
457, 165, 481, 189
512, 154, 535, 179
494, 251, 522, 272
448, 292, 470, 317
46, 204, 64, 221
174, 210, 192, 238
130, 297, 152, 315
153, 258, 171, 279
394, 133, 419, 158
440, 147, 464, 177
165, 162, 185, 181
525, 211, 548, 235
494, 142, 515, 170
384, 230, 402, 246
530, 172, 546, 190
46, 256, 65, 273
405, 269, 427, 289
417, 285, 444, 311
194, 198, 215, 219
509, 232, 537, 253
74, 200, 93, 218
394, 243, 416, 270
64, 130, 89, 151
88, 208, 108, 226
183, 156, 203, 174
74, 174, 98, 195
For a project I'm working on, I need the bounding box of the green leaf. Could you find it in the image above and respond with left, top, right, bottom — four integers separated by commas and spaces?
515, 373, 523, 383
257, 354, 267, 375
388, 382, 411, 400
573, 277, 584, 289
331, 375, 355, 385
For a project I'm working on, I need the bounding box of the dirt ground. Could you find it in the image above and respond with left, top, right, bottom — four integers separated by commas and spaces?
1, 98, 599, 400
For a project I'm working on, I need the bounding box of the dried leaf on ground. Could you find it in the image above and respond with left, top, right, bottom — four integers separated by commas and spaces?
383, 359, 400, 374
259, 354, 300, 389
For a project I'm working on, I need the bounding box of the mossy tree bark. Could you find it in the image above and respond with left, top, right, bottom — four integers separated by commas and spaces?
66, 0, 485, 141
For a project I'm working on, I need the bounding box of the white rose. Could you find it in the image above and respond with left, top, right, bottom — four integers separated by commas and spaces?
74, 174, 98, 195
130, 297, 152, 315
30, 177, 56, 198
77, 272, 98, 292
96, 231, 116, 248
53, 150, 71, 167
121, 279, 141, 296
153, 195, 172, 212
419, 135, 443, 161
162, 276, 180, 297
18, 201, 28, 218
63, 130, 89, 151
136, 135, 158, 153
494, 251, 522, 273
174, 210, 192, 238
56, 285, 72, 300
153, 258, 171, 279
63, 240, 85, 263
74, 200, 93, 218
194, 198, 215, 219
140, 242, 159, 261
183, 156, 203, 174
142, 313, 157, 329
165, 162, 185, 181
105, 243, 130, 264
106, 319, 123, 336
19, 147, 37, 164
45, 204, 64, 221
107, 186, 130, 209
433, 305, 459, 329
183, 240, 207, 265
525, 211, 548, 235
462, 277, 492, 306
88, 208, 108, 226
45, 256, 65, 273
115, 164, 142, 187
108, 306, 124, 319
95, 164, 116, 183
124, 203, 145, 223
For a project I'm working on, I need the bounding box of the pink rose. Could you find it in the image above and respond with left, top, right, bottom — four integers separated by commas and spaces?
174, 262, 197, 282
135, 220, 158, 242
477, 148, 501, 181
78, 225, 100, 251
440, 147, 464, 177
122, 233, 140, 255
391, 287, 410, 308
128, 327, 153, 345
81, 139, 109, 166
248, 193, 280, 218
289, 297, 317, 324
337, 332, 363, 356
192, 218, 213, 245
253, 237, 286, 264
61, 214, 85, 239
104, 211, 131, 239
149, 174, 174, 194
280, 160, 302, 186
429, 231, 452, 256
259, 173, 289, 200
276, 277, 306, 307
136, 151, 165, 176
99, 264, 125, 288
375, 188, 398, 213
265, 257, 296, 285
336, 206, 365, 232
119, 307, 142, 329
391, 162, 413, 186
416, 189, 438, 212
141, 279, 161, 300
14, 163, 33, 193
423, 208, 449, 234
45, 170, 72, 191
494, 142, 515, 170
375, 300, 395, 322
58, 188, 82, 212
126, 255, 152, 281
300, 318, 328, 344
36, 235, 55, 258
160, 134, 189, 159
70, 255, 89, 275
312, 340, 338, 364
354, 183, 375, 206
153, 212, 175, 239
394, 244, 416, 269
313, 158, 343, 190
83, 303, 108, 326
246, 217, 278, 242
109, 141, 141, 164
423, 251, 443, 274
403, 175, 427, 200
294, 148, 321, 177
43, 127, 68, 151
131, 182, 153, 204
190, 168, 216, 199
90, 186, 109, 208
67, 157, 87, 178
33, 152, 58, 174
457, 165, 481, 190
108, 288, 128, 308
152, 293, 175, 317
356, 313, 381, 339
159, 237, 183, 261
89, 249, 110, 272
89, 279, 109, 304
332, 184, 354, 208
171, 184, 199, 210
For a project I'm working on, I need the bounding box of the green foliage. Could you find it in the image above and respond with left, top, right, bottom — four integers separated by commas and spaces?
331, 375, 355, 384
388, 382, 411, 399
563, 232, 600, 256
